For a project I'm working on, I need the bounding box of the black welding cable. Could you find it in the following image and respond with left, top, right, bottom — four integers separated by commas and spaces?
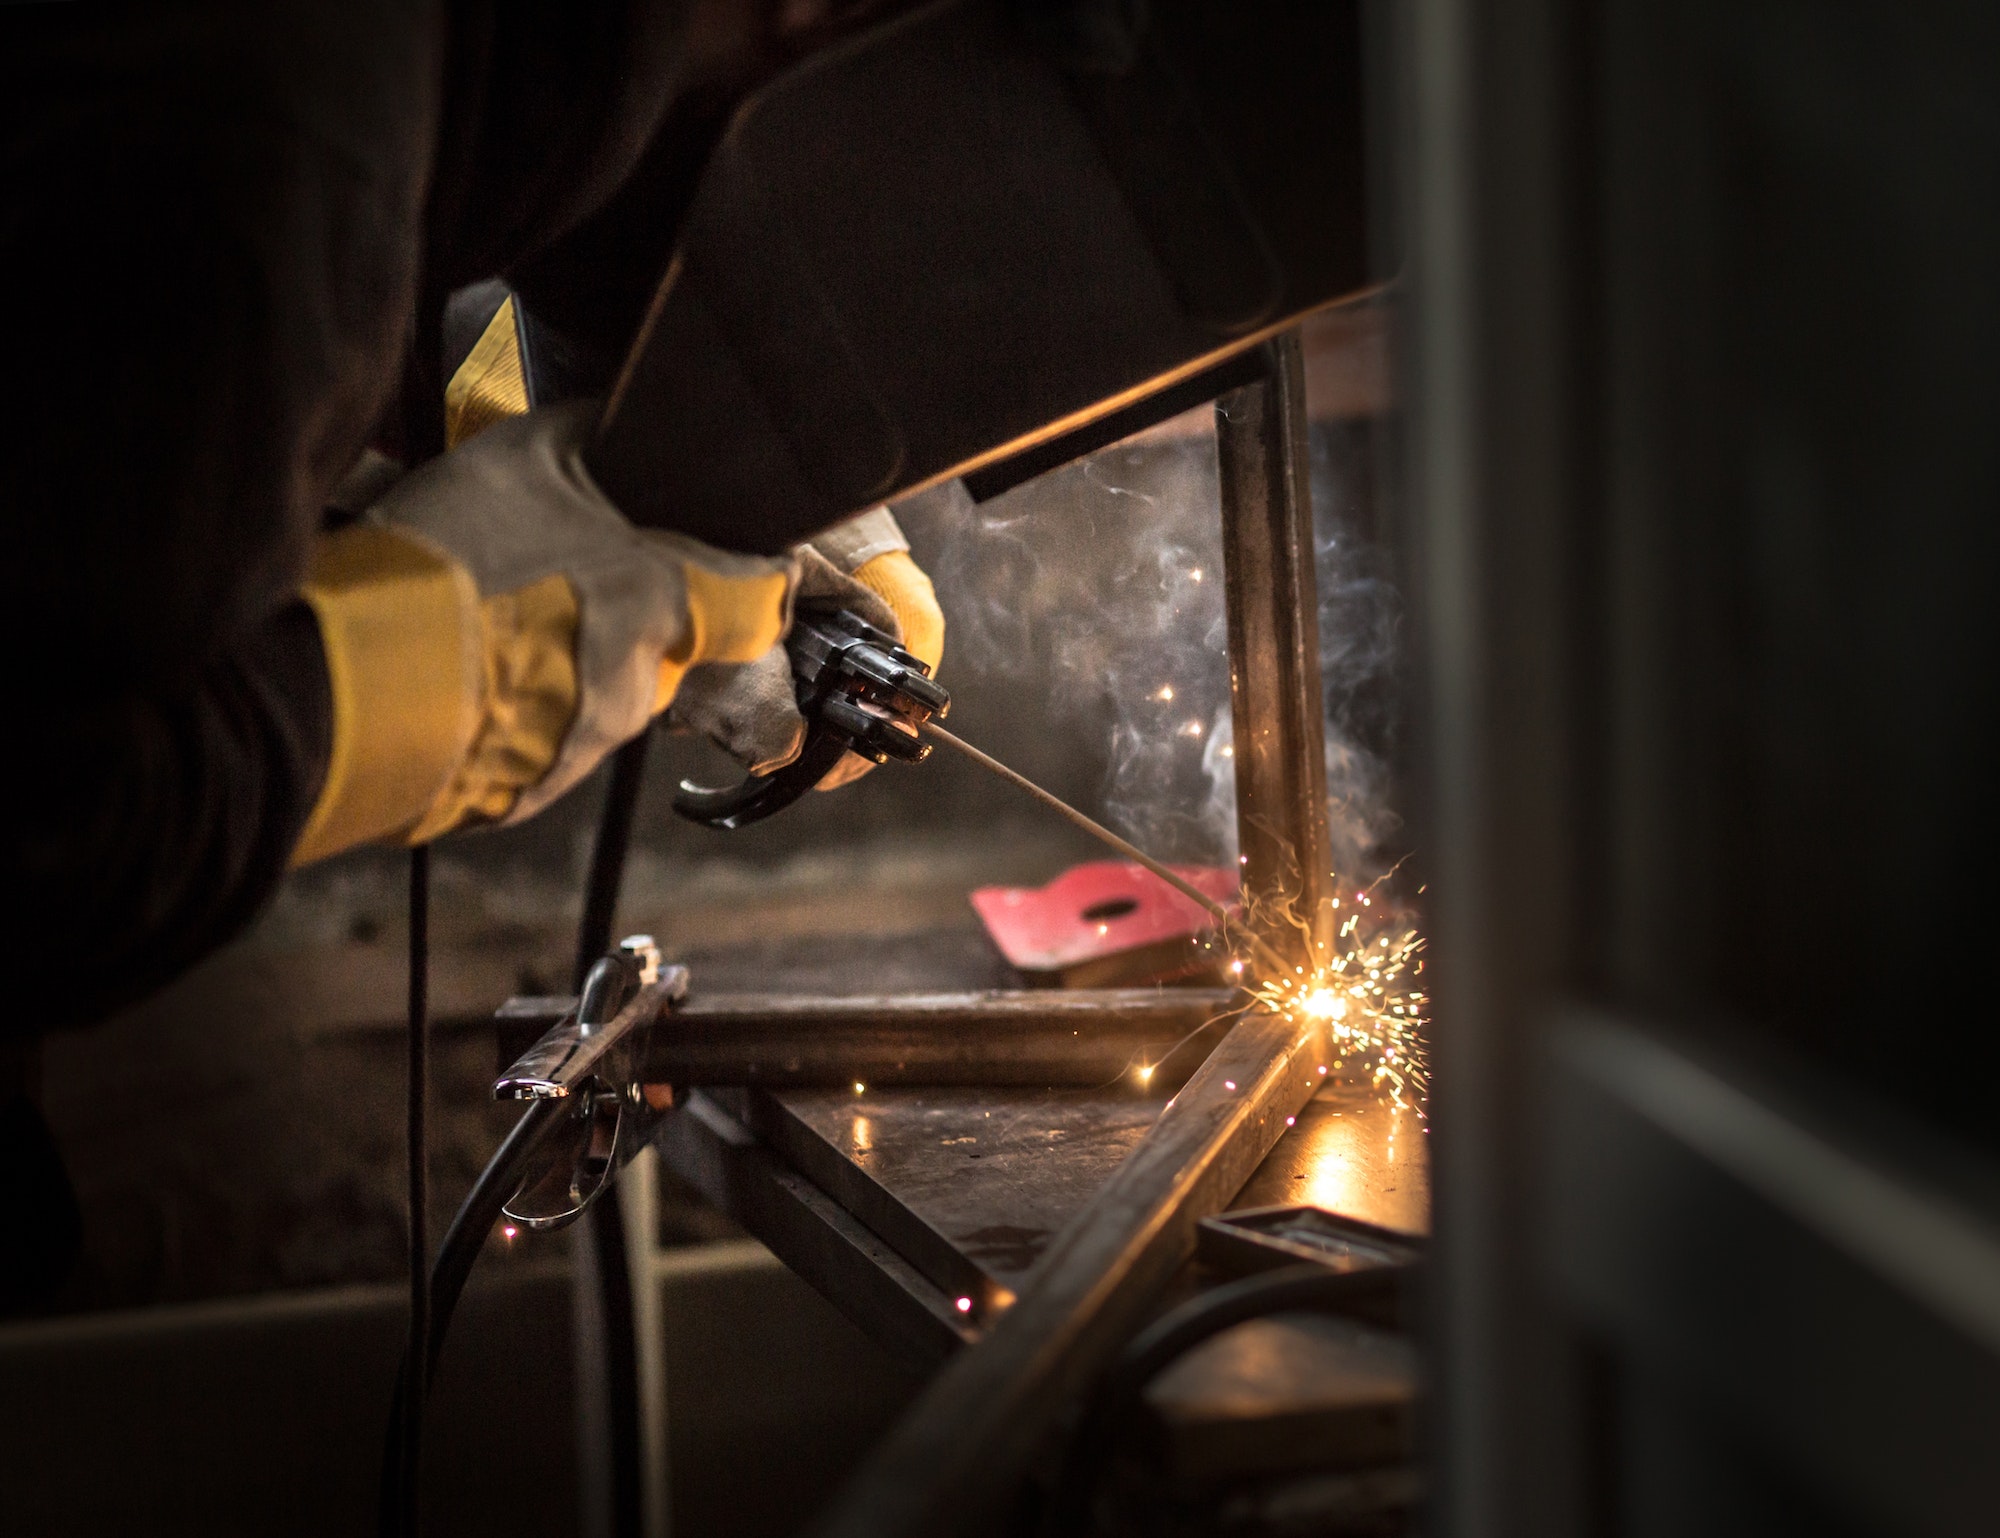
428, 1094, 572, 1383
381, 294, 448, 1537
572, 732, 653, 1538
381, 842, 440, 1534
380, 1092, 572, 1533
1040, 1263, 1416, 1535
400, 843, 431, 1535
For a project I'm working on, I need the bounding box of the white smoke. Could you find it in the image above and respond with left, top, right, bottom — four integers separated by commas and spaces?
897, 409, 1401, 880
1309, 419, 1404, 878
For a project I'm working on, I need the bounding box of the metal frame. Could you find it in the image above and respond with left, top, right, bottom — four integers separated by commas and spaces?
1217, 332, 1337, 956
809, 328, 1340, 1537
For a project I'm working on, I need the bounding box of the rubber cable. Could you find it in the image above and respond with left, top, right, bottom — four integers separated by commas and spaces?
572, 733, 653, 1538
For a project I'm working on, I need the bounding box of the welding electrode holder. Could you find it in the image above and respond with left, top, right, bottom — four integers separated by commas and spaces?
493, 936, 688, 1230
672, 606, 949, 830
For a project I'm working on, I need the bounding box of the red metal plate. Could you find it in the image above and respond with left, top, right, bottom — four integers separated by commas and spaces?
970, 861, 1241, 988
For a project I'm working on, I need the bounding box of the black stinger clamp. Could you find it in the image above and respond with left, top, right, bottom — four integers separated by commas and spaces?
672, 606, 950, 829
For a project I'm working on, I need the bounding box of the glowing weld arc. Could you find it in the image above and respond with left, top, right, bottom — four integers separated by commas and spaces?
919, 717, 1427, 1109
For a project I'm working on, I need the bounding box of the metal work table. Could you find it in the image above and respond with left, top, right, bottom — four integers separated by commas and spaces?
656, 1061, 1428, 1372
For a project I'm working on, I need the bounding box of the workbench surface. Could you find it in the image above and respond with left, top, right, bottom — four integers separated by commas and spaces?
658, 1059, 1427, 1366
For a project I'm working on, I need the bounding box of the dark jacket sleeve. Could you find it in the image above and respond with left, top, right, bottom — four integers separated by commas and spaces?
1, 3, 443, 1032
18, 605, 333, 1030
1, 0, 723, 1032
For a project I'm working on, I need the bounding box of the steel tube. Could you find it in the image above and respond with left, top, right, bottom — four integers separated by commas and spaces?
501, 990, 1241, 1089
1217, 331, 1337, 953
652, 990, 1239, 1088
809, 330, 1340, 1537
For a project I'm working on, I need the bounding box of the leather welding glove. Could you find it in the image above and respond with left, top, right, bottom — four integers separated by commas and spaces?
290, 401, 794, 864
666, 507, 945, 789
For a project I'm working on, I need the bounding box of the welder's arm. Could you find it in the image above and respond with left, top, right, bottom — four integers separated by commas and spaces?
422, 299, 944, 798
291, 403, 797, 863
18, 607, 337, 1032
666, 508, 945, 790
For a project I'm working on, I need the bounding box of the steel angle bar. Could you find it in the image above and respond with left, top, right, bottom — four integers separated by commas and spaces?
653, 1090, 975, 1371
810, 330, 1338, 1537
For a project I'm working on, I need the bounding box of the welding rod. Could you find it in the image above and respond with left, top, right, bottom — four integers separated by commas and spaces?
921, 720, 1305, 984
920, 719, 1234, 926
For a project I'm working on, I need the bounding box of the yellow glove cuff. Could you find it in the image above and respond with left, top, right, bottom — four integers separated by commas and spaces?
296, 533, 588, 859
405, 574, 580, 844
293, 525, 484, 865
850, 549, 945, 672
652, 560, 796, 714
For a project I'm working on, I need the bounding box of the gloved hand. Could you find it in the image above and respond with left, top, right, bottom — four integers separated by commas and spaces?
666, 507, 945, 790
290, 402, 794, 864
